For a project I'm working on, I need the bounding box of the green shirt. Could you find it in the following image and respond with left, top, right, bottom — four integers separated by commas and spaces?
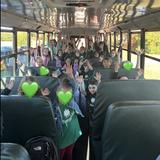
58, 106, 82, 149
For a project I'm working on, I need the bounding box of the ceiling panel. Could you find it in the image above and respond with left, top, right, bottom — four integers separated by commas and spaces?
102, 0, 160, 31
1, 0, 160, 32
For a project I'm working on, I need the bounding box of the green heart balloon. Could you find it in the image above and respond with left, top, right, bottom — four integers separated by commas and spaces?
57, 90, 73, 106
21, 82, 39, 98
123, 61, 133, 71
39, 66, 49, 76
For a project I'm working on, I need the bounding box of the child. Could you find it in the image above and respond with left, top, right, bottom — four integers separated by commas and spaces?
42, 47, 51, 66
73, 58, 79, 77
102, 57, 113, 69
86, 78, 100, 123
56, 78, 83, 160
62, 58, 74, 79
18, 76, 49, 96
86, 77, 101, 160
79, 59, 94, 89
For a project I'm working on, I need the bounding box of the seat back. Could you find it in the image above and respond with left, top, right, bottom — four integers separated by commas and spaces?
92, 80, 160, 160
118, 68, 143, 79
27, 66, 57, 76
93, 68, 143, 81
1, 76, 59, 102
1, 96, 57, 146
102, 101, 160, 160
93, 68, 113, 81
1, 143, 31, 160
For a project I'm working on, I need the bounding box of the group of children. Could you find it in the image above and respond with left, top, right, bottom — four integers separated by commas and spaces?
1, 35, 144, 160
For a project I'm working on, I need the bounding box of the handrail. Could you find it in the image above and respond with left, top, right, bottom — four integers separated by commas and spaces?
113, 45, 160, 62
1, 50, 30, 60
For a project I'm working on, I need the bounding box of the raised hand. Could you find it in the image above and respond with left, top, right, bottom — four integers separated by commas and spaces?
137, 49, 144, 56
76, 75, 84, 84
41, 88, 50, 96
136, 49, 144, 69
94, 72, 102, 83
114, 61, 120, 72
52, 71, 58, 78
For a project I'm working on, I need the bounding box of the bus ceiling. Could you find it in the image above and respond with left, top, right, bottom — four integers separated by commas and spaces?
1, 0, 160, 33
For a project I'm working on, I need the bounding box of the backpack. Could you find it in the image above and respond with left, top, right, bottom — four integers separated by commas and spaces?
25, 136, 59, 160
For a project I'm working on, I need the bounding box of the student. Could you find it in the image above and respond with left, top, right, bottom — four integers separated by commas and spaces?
63, 43, 75, 61
86, 40, 95, 59
48, 49, 63, 68
42, 47, 51, 66
62, 58, 74, 79
99, 41, 109, 56
112, 49, 144, 80
56, 78, 83, 160
86, 78, 101, 123
102, 57, 113, 69
79, 59, 94, 89
18, 76, 49, 96
57, 33, 63, 50
30, 48, 37, 67
72, 76, 88, 160
57, 49, 64, 64
49, 39, 58, 57
73, 58, 79, 77
79, 46, 87, 60
86, 78, 101, 160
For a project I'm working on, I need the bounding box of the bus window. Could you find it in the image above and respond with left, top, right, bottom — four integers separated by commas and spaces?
121, 33, 128, 62
144, 31, 160, 79
17, 31, 28, 52
151, 0, 160, 9
31, 32, 37, 48
131, 33, 141, 52
17, 31, 28, 66
1, 32, 13, 56
122, 50, 128, 62
38, 33, 44, 46
131, 53, 137, 68
116, 32, 120, 47
1, 57, 14, 77
145, 57, 160, 79
145, 32, 160, 59
122, 33, 128, 50
45, 33, 49, 46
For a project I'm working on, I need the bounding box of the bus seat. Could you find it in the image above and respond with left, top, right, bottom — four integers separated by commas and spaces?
1, 143, 31, 160
118, 68, 143, 79
92, 80, 160, 160
102, 101, 160, 160
93, 68, 113, 81
1, 96, 57, 146
27, 66, 57, 76
93, 68, 143, 81
1, 76, 59, 102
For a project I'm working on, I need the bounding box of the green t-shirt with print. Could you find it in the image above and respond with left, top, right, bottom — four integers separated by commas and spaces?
58, 106, 82, 149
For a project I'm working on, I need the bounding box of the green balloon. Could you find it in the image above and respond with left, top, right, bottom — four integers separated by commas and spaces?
123, 61, 133, 71
39, 66, 49, 76
21, 82, 39, 98
57, 90, 73, 106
